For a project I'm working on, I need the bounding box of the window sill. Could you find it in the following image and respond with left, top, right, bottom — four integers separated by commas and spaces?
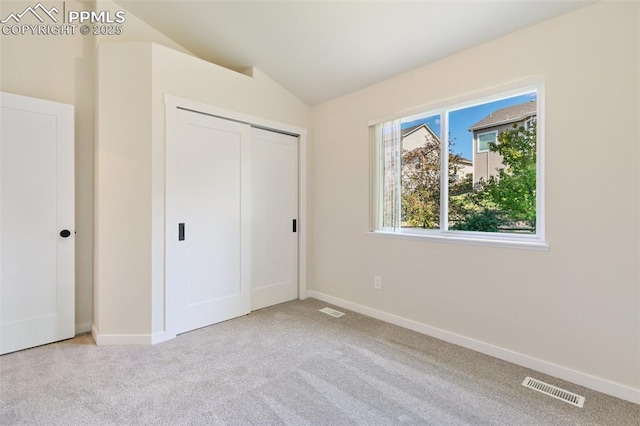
366, 230, 549, 251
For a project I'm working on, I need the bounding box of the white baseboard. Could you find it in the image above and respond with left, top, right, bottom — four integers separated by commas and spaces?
75, 322, 91, 335
306, 290, 640, 405
91, 325, 170, 346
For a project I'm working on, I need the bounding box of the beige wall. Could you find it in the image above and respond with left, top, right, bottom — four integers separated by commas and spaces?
0, 0, 95, 333
94, 0, 193, 54
309, 0, 639, 398
95, 42, 311, 338
94, 43, 152, 335
0, 0, 197, 335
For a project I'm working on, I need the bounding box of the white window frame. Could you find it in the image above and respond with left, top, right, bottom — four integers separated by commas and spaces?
476, 130, 497, 153
368, 80, 547, 250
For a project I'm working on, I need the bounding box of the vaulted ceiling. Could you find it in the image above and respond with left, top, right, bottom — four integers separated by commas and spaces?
115, 1, 594, 106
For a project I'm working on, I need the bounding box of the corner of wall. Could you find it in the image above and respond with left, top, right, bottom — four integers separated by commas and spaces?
95, 0, 195, 56
241, 67, 255, 78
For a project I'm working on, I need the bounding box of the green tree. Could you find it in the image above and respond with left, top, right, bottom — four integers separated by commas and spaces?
401, 134, 467, 229
456, 122, 537, 232
451, 208, 501, 232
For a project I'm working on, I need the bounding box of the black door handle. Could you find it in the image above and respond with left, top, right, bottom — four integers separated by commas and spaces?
60, 230, 71, 238
178, 223, 185, 241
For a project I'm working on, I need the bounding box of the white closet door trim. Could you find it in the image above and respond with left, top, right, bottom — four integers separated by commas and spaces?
165, 95, 307, 139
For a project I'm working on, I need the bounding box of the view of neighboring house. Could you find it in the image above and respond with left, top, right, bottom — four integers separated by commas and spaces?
469, 100, 537, 184
402, 124, 440, 151
401, 124, 473, 182
453, 157, 473, 182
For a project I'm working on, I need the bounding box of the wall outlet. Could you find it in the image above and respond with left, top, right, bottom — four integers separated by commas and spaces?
373, 275, 382, 290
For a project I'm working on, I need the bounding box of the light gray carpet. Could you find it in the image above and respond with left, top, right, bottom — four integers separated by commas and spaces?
0, 298, 638, 425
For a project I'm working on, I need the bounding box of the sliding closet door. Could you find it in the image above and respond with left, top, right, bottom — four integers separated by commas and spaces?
167, 109, 251, 335
0, 92, 74, 354
251, 128, 298, 310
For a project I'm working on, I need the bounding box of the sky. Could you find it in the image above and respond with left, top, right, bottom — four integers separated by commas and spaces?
401, 92, 536, 161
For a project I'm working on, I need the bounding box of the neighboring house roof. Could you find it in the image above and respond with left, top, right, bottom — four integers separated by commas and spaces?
401, 123, 439, 140
468, 100, 537, 131
401, 125, 471, 167
402, 125, 422, 136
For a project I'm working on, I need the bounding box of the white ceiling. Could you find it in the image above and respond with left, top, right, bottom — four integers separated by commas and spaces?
115, 0, 594, 106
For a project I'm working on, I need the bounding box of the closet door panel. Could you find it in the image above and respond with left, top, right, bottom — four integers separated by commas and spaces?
251, 128, 298, 311
167, 109, 250, 335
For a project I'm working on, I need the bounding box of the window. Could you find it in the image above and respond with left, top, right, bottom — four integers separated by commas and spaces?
525, 116, 537, 130
370, 84, 545, 248
477, 131, 496, 153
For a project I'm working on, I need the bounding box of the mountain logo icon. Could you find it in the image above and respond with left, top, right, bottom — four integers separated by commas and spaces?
1, 2, 60, 24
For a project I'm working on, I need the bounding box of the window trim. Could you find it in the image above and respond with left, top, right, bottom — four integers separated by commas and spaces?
369, 80, 546, 248
476, 130, 497, 153
366, 229, 549, 251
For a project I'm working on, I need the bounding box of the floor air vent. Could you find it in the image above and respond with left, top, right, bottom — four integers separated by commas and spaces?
319, 307, 345, 318
522, 377, 585, 408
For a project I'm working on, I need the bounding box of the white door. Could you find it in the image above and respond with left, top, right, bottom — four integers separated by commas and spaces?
0, 92, 74, 355
251, 128, 298, 310
167, 109, 251, 335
